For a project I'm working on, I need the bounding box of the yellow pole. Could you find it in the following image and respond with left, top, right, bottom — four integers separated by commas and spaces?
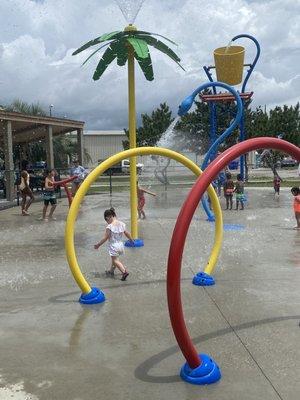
127, 26, 138, 239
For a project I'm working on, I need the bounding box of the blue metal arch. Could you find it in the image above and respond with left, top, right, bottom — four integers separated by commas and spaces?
178, 81, 243, 221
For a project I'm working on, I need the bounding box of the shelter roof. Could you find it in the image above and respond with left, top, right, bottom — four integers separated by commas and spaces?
0, 110, 84, 144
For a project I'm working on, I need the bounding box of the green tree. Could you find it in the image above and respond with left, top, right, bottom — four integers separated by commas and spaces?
268, 103, 299, 145
123, 102, 173, 148
5, 99, 47, 116
174, 98, 210, 155
244, 106, 269, 138
174, 90, 242, 155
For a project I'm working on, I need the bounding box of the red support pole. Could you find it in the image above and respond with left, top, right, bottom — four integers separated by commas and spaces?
167, 138, 300, 369
53, 176, 77, 207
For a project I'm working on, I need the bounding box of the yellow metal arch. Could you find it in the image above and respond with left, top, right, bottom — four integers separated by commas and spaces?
65, 147, 223, 294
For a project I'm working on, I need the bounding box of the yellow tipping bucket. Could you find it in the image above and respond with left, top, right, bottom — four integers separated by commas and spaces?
214, 45, 245, 85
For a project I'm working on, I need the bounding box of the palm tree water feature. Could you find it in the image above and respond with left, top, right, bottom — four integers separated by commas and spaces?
72, 4, 183, 245
178, 81, 243, 222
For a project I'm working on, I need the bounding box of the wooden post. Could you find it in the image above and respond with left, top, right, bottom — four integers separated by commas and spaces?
45, 125, 54, 169
3, 121, 15, 201
77, 128, 84, 165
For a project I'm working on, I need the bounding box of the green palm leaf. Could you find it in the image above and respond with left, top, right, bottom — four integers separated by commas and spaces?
136, 54, 154, 81
133, 30, 178, 46
116, 40, 128, 66
93, 42, 119, 80
136, 34, 184, 70
72, 31, 123, 55
126, 37, 149, 59
82, 42, 112, 66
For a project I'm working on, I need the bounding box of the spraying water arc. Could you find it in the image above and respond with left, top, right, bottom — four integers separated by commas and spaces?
114, 0, 146, 24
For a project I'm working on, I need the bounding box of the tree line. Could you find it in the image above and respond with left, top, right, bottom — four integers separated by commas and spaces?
1, 97, 299, 169
123, 97, 300, 156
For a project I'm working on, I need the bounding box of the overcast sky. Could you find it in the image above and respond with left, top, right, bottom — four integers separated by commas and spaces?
0, 0, 299, 129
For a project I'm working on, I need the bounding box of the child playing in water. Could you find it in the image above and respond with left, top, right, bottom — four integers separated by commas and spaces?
223, 172, 234, 210
19, 170, 34, 215
94, 207, 134, 280
291, 186, 300, 230
41, 169, 57, 221
137, 184, 156, 219
234, 174, 245, 210
273, 173, 282, 196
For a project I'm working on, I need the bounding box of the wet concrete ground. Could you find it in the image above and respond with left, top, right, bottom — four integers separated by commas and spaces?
0, 186, 299, 400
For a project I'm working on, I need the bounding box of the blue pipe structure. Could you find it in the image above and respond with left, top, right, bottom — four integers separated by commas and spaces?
178, 81, 243, 221
232, 34, 261, 94
203, 34, 261, 181
231, 34, 260, 179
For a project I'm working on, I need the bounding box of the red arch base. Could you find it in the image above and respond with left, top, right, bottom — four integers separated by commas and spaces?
167, 137, 300, 372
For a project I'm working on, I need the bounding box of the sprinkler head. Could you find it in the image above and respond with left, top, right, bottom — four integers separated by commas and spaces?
124, 24, 137, 31
178, 95, 194, 116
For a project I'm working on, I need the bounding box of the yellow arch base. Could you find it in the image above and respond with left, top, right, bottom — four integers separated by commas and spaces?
65, 147, 223, 294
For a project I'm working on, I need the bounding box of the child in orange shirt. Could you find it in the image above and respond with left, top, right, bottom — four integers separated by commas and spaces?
291, 186, 300, 230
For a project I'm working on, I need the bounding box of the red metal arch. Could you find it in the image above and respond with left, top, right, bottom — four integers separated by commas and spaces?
167, 137, 300, 369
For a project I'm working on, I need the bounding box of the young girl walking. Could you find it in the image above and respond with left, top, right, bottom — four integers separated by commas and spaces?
291, 186, 300, 230
137, 184, 156, 219
94, 207, 134, 280
19, 170, 34, 215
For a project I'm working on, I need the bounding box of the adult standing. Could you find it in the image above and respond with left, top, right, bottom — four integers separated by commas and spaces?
70, 160, 87, 196
20, 170, 34, 216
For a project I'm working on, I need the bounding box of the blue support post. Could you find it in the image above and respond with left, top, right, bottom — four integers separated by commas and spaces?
239, 101, 245, 179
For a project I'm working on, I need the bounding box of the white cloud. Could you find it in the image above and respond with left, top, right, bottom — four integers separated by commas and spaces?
0, 0, 299, 129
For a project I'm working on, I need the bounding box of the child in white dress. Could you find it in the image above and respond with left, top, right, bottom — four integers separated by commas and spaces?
94, 207, 134, 280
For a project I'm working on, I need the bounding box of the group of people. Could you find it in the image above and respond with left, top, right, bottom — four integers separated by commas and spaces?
223, 172, 245, 210
20, 168, 58, 221
19, 160, 87, 221
208, 171, 246, 211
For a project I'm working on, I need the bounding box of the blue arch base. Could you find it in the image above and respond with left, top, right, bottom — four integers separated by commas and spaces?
193, 272, 215, 286
181, 354, 221, 385
125, 238, 144, 247
79, 287, 105, 304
